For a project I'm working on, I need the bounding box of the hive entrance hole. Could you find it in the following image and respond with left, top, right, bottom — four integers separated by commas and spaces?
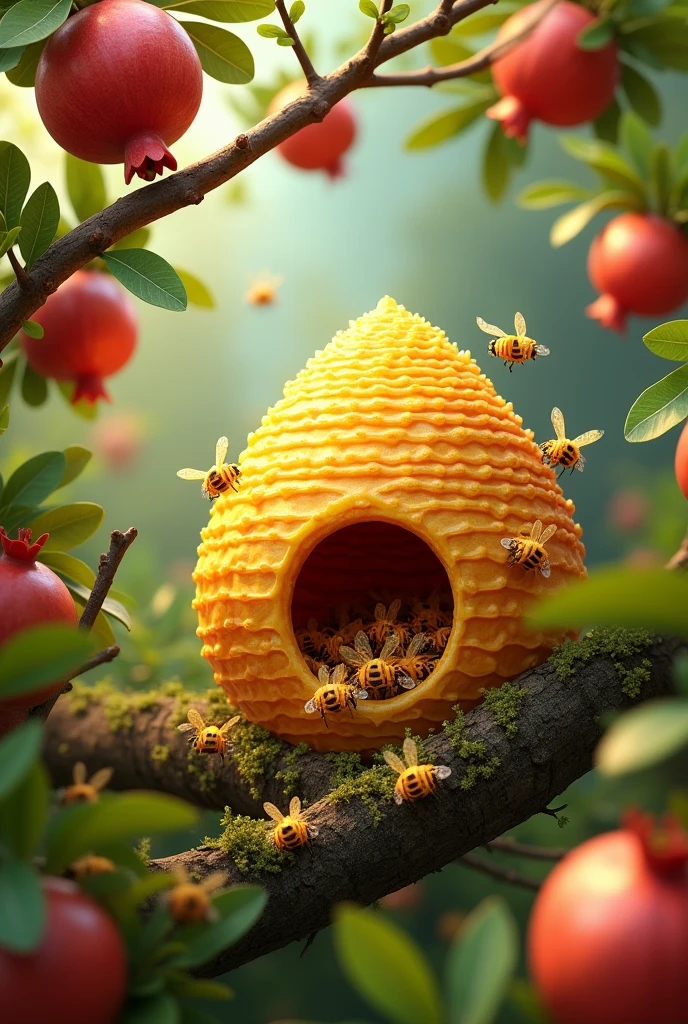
291, 522, 454, 700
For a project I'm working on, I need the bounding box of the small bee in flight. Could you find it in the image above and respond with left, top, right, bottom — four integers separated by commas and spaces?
340, 631, 414, 700
304, 663, 368, 725
246, 272, 283, 306
384, 737, 452, 805
476, 312, 550, 370
177, 708, 241, 759
539, 407, 604, 478
62, 762, 114, 805
264, 796, 318, 851
177, 436, 240, 499
501, 519, 557, 579
167, 866, 228, 924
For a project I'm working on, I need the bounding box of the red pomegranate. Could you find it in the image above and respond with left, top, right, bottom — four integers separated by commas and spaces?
269, 80, 357, 178
676, 420, 688, 500
586, 214, 688, 333
528, 810, 688, 1024
0, 877, 127, 1024
35, 0, 203, 184
487, 0, 618, 142
22, 270, 138, 404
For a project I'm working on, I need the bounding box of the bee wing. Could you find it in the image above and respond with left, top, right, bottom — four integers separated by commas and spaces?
219, 715, 241, 736
355, 689, 369, 699
263, 802, 284, 823
176, 468, 206, 480
216, 436, 229, 469
388, 598, 401, 621
318, 664, 329, 685
72, 762, 87, 785
435, 766, 452, 780
403, 736, 419, 767
177, 722, 196, 734
407, 633, 426, 657
551, 407, 566, 441
201, 870, 228, 894
398, 675, 416, 690
383, 750, 406, 774
540, 524, 557, 545
187, 708, 206, 731
374, 602, 386, 622
339, 645, 365, 667
394, 789, 404, 806
332, 663, 348, 686
381, 635, 399, 660
476, 316, 506, 338
573, 429, 604, 448
539, 558, 551, 579
90, 767, 114, 792
531, 520, 543, 542
500, 537, 516, 550
289, 796, 302, 818
354, 631, 373, 659
514, 311, 526, 336
534, 345, 550, 357
304, 698, 318, 714
575, 453, 586, 472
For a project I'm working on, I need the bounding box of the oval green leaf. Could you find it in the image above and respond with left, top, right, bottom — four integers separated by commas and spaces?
66, 579, 132, 630
20, 359, 48, 407
593, 96, 622, 144
483, 122, 513, 204
0, 141, 30, 229
0, 45, 25, 71
0, 223, 22, 258
19, 181, 60, 268
643, 319, 688, 361
164, 0, 275, 20
6, 39, 45, 86
0, 623, 94, 698
101, 249, 187, 311
621, 62, 661, 126
0, 0, 71, 48
57, 444, 92, 488
0, 351, 18, 408
38, 550, 96, 589
65, 154, 107, 223
596, 699, 688, 776
27, 501, 104, 550
0, 760, 50, 859
624, 362, 688, 441
550, 190, 640, 247
621, 110, 653, 178
21, 319, 44, 339
0, 718, 43, 800
174, 267, 215, 307
451, 10, 512, 36
0, 860, 45, 953
577, 16, 614, 50
333, 903, 443, 1024
0, 450, 66, 510
172, 886, 267, 968
447, 896, 519, 1024
180, 21, 254, 83
559, 135, 647, 198
517, 180, 594, 209
405, 93, 494, 150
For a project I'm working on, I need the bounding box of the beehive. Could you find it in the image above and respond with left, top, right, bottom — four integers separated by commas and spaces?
193, 297, 586, 752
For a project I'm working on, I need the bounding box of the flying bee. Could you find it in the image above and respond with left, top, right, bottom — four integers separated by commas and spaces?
177, 707, 241, 759
383, 737, 452, 805
69, 855, 116, 880
167, 866, 228, 924
176, 436, 240, 499
539, 406, 604, 478
367, 599, 406, 645
304, 664, 368, 724
476, 312, 550, 370
62, 763, 114, 805
501, 519, 557, 578
264, 796, 318, 851
295, 617, 333, 660
391, 634, 437, 686
339, 631, 414, 701
245, 272, 283, 306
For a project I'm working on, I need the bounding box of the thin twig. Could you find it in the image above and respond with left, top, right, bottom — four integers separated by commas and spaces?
667, 525, 688, 570
486, 837, 567, 860
274, 0, 320, 85
459, 852, 542, 891
29, 646, 121, 722
359, 0, 394, 68
7, 247, 33, 291
79, 528, 137, 630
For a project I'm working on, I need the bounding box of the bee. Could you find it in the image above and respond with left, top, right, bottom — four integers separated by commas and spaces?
62, 763, 114, 805
501, 519, 557, 578
539, 406, 604, 478
246, 272, 283, 306
69, 855, 116, 880
391, 633, 437, 685
295, 617, 333, 660
304, 664, 368, 724
177, 707, 241, 759
429, 624, 452, 652
340, 631, 414, 700
367, 599, 407, 645
476, 312, 550, 370
383, 737, 452, 805
167, 866, 228, 924
263, 796, 318, 851
409, 594, 450, 633
176, 436, 240, 499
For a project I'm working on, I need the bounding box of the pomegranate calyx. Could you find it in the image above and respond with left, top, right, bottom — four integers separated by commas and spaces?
324, 157, 346, 180
124, 133, 177, 186
73, 374, 111, 405
0, 526, 50, 561
585, 293, 628, 334
625, 808, 688, 876
486, 95, 531, 144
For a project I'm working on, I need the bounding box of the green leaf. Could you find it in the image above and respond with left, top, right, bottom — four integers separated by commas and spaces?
38, 551, 96, 589
109, 226, 151, 251
596, 699, 688, 775
383, 4, 410, 24
651, 142, 672, 215
593, 96, 621, 143
0, 142, 29, 229
624, 363, 688, 441
181, 21, 254, 83
289, 0, 305, 22
0, 450, 66, 509
550, 191, 641, 247
0, 624, 93, 699
45, 792, 198, 873
359, 0, 379, 17
482, 122, 514, 204
19, 181, 59, 268
0, 0, 70, 48
57, 444, 92, 488
27, 502, 104, 551
559, 135, 647, 198
0, 223, 21, 258
173, 268, 215, 308
0, 719, 43, 800
621, 110, 653, 178
405, 93, 494, 150
333, 903, 443, 1024
430, 33, 475, 67
528, 566, 688, 635
451, 10, 512, 35
517, 180, 594, 209
0, 861, 45, 953
643, 319, 688, 361
21, 319, 43, 338
119, 993, 181, 1024
622, 20, 688, 69
101, 249, 187, 311
257, 22, 285, 35
162, 0, 275, 21
447, 897, 518, 1024
6, 39, 45, 87
65, 154, 107, 223
20, 360, 48, 406
577, 16, 614, 49
621, 62, 661, 126
0, 760, 49, 858
0, 351, 18, 408
66, 579, 131, 630
0, 403, 8, 434
172, 886, 267, 968
0, 45, 24, 71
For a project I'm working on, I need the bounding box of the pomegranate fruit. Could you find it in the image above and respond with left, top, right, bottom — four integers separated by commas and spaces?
22, 270, 138, 404
676, 420, 688, 500
487, 0, 618, 142
269, 80, 357, 178
35, 0, 203, 184
586, 213, 688, 332
0, 877, 127, 1024
528, 810, 688, 1024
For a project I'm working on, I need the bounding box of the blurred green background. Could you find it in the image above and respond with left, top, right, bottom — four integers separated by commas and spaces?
1, 1, 687, 1019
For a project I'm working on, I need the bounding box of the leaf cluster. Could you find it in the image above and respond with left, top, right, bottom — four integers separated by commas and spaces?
624, 319, 688, 442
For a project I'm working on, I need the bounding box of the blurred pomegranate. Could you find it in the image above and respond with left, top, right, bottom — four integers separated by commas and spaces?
676, 420, 688, 500
487, 0, 618, 142
624, 547, 663, 567
586, 214, 688, 333
90, 413, 144, 471
607, 489, 648, 532
380, 882, 424, 911
269, 80, 356, 178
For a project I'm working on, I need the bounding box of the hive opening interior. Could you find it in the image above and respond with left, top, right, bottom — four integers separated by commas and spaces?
291, 521, 454, 701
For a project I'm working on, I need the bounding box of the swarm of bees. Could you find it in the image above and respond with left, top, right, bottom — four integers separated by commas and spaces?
297, 596, 453, 721
477, 312, 550, 369
177, 708, 241, 759
263, 796, 318, 850
384, 737, 452, 805
177, 436, 240, 500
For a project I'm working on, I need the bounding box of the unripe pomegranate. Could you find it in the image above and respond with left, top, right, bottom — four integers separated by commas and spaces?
269, 80, 357, 178
35, 0, 203, 184
487, 0, 618, 142
586, 214, 688, 333
0, 877, 127, 1024
90, 412, 144, 471
22, 270, 138, 404
676, 420, 688, 500
529, 810, 688, 1024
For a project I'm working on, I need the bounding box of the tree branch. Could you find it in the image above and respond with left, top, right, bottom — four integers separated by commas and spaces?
274, 0, 320, 85
667, 525, 688, 570
459, 852, 541, 891
78, 527, 137, 630
485, 836, 566, 860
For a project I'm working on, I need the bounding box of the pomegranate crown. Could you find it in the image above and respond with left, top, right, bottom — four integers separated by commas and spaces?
0, 527, 50, 562
624, 808, 688, 876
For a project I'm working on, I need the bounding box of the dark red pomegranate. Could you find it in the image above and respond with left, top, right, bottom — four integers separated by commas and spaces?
676, 420, 688, 500
269, 79, 357, 178
586, 213, 688, 333
0, 877, 127, 1024
529, 810, 688, 1024
35, 0, 203, 183
487, 0, 618, 142
22, 270, 137, 403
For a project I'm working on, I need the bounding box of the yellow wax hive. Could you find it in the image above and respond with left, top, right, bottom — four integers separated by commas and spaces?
193, 297, 586, 752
